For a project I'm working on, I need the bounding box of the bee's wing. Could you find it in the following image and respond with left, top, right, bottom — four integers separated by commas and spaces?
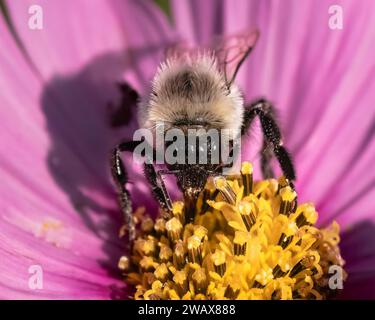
214, 30, 260, 86
164, 30, 259, 86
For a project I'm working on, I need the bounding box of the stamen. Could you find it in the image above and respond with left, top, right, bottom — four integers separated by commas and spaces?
173, 240, 186, 269
272, 265, 287, 278
233, 231, 247, 256
278, 233, 293, 249
173, 270, 188, 293
192, 268, 208, 293
302, 255, 316, 268
188, 235, 203, 265
214, 176, 236, 205
118, 256, 130, 271
295, 214, 307, 227
159, 244, 173, 262
193, 225, 208, 240
142, 237, 157, 256
166, 217, 183, 243
154, 263, 170, 282
279, 186, 297, 215
141, 216, 154, 233
172, 201, 185, 224
296, 205, 318, 227
139, 256, 156, 271
278, 176, 289, 190
241, 162, 253, 196
238, 201, 256, 231
224, 285, 240, 299
154, 218, 166, 235
289, 261, 304, 277
211, 250, 226, 277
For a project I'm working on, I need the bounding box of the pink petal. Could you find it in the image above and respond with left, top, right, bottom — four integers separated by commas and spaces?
0, 0, 174, 299
6, 0, 174, 86
0, 15, 122, 299
339, 221, 375, 299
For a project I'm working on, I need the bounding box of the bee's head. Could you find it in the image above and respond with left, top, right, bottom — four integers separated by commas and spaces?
138, 54, 245, 135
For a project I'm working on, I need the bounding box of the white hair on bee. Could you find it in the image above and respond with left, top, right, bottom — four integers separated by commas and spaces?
138, 52, 244, 134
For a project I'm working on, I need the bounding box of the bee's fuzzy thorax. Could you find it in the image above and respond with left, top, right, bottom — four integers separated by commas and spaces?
138, 53, 244, 133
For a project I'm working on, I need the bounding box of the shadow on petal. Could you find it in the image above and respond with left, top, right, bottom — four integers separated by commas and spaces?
40, 47, 165, 296
339, 220, 375, 299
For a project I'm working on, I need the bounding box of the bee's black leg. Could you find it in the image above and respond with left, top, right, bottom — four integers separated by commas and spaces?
242, 98, 296, 186
110, 141, 140, 242
261, 140, 275, 179
143, 165, 174, 215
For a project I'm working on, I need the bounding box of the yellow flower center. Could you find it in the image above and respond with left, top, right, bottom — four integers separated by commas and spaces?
121, 162, 347, 300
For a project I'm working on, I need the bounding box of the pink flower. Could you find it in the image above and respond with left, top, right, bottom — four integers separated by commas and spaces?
171, 0, 375, 299
0, 0, 374, 299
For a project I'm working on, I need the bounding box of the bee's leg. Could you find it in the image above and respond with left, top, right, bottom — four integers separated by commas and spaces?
110, 141, 140, 242
261, 140, 275, 179
242, 98, 296, 186
143, 165, 174, 215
